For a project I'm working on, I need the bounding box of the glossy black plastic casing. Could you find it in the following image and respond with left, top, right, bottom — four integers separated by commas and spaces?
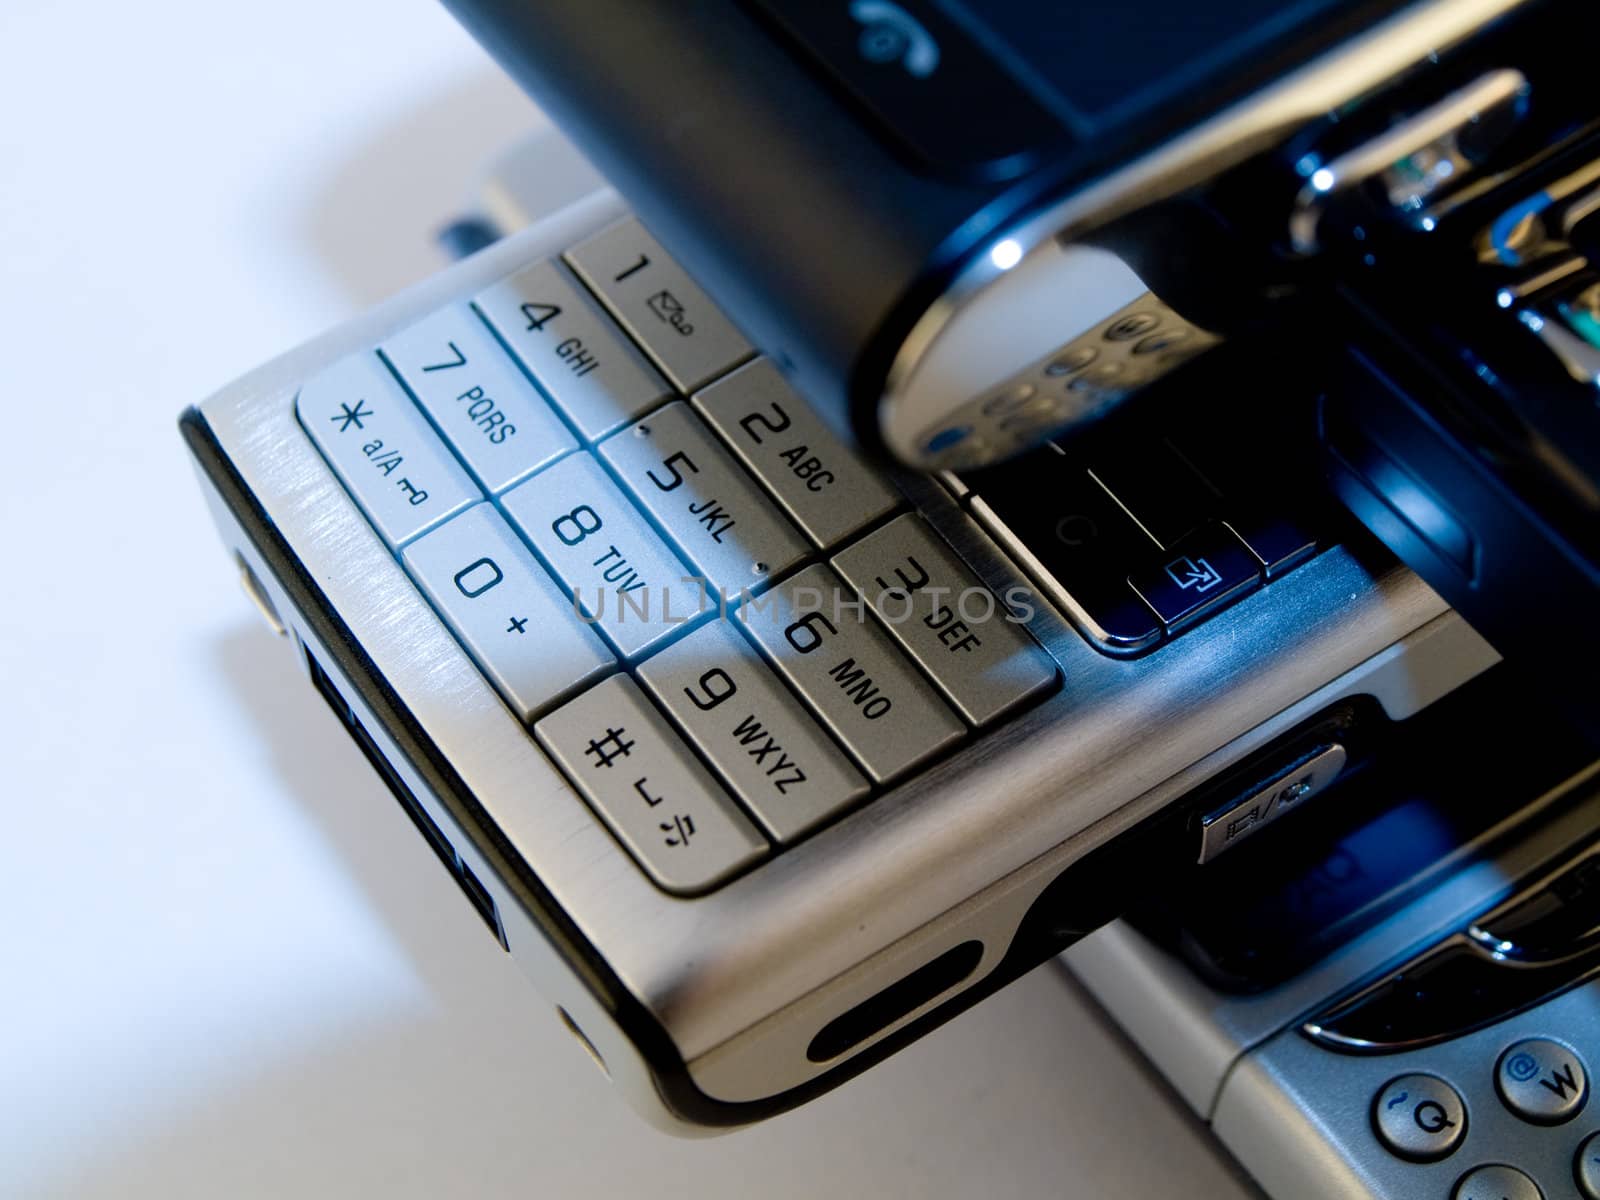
439, 0, 1406, 454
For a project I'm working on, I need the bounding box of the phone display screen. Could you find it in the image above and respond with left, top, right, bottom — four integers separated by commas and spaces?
942, 0, 1408, 130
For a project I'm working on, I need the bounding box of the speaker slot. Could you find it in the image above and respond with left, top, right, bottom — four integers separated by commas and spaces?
806, 940, 983, 1063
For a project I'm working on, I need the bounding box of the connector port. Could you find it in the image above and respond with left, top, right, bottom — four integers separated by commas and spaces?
305, 646, 507, 950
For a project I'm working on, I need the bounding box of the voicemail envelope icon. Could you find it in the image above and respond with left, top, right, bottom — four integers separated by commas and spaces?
647, 290, 684, 322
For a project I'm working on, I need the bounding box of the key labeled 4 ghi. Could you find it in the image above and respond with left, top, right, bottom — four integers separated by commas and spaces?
475, 257, 671, 440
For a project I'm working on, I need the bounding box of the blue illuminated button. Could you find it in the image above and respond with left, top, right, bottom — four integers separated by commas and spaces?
1128, 524, 1260, 632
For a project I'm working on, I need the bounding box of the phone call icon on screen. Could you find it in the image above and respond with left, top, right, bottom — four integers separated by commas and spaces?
849, 1, 941, 78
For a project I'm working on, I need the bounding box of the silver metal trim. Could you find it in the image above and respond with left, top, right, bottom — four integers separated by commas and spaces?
1288, 68, 1529, 254
195, 190, 1495, 1111
881, 0, 1532, 466
1197, 742, 1348, 864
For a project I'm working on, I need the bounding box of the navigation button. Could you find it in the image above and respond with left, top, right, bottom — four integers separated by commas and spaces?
1128, 524, 1260, 632
964, 446, 1163, 654
565, 218, 753, 394
296, 352, 479, 548
535, 675, 767, 894
1497, 1038, 1588, 1125
1372, 1073, 1467, 1162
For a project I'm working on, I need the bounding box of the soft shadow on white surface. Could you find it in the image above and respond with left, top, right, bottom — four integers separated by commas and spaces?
44, 624, 1257, 1199
298, 71, 539, 309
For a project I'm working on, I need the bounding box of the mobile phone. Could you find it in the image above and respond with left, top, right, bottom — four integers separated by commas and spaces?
443, 0, 1583, 468
446, 0, 1600, 737
180, 169, 1497, 1129
180, 4, 1587, 1130
1066, 668, 1600, 1200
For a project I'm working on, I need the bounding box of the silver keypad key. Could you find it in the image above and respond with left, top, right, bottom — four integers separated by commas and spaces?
500, 451, 704, 659
402, 503, 613, 719
638, 619, 870, 843
599, 401, 808, 597
535, 674, 767, 893
297, 352, 479, 547
832, 514, 1057, 726
565, 218, 753, 393
738, 565, 964, 784
694, 359, 898, 548
381, 304, 576, 493
474, 258, 671, 440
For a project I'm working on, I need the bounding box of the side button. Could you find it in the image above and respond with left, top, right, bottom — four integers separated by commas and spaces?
1197, 744, 1346, 864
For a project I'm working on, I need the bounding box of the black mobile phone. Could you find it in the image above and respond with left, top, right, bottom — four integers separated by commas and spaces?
447, 0, 1600, 727
441, 0, 1567, 461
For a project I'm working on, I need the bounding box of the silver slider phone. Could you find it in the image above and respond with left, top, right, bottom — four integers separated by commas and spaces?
179, 0, 1595, 1131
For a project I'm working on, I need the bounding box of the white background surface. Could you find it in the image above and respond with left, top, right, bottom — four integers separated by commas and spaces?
0, 3, 1259, 1196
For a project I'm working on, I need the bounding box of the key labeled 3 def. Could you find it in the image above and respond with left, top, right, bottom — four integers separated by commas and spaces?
832, 514, 1056, 726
